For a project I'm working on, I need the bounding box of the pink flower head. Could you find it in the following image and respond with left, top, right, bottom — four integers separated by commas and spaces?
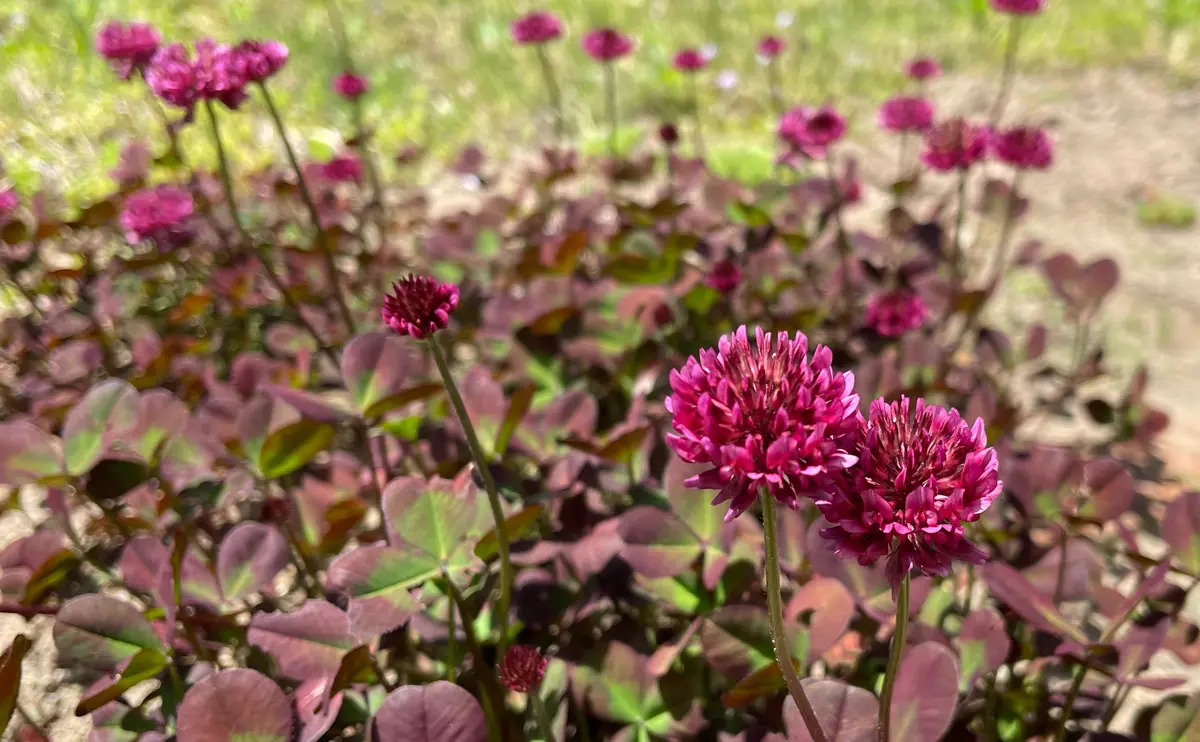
381, 275, 460, 339
333, 71, 369, 100
232, 39, 289, 83
320, 154, 363, 183
665, 326, 861, 522
815, 397, 1001, 587
865, 289, 928, 337
193, 38, 249, 109
659, 122, 680, 147
920, 117, 988, 172
511, 11, 564, 45
990, 125, 1053, 170
905, 57, 942, 81
990, 0, 1046, 14
877, 96, 935, 134
499, 645, 548, 693
706, 259, 742, 294
146, 43, 199, 108
757, 35, 786, 61
120, 184, 195, 246
778, 105, 846, 159
95, 21, 161, 80
674, 48, 707, 72
0, 189, 18, 221
582, 28, 634, 62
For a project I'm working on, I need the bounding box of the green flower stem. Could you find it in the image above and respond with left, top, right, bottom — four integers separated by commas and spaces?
879, 572, 911, 742
767, 58, 783, 117
202, 100, 339, 369
603, 62, 618, 158
988, 16, 1024, 125
258, 82, 357, 335
759, 489, 828, 742
530, 690, 558, 742
445, 579, 509, 742
948, 167, 970, 299
428, 335, 513, 657
535, 45, 566, 140
688, 73, 704, 158
446, 578, 458, 682
1053, 659, 1089, 742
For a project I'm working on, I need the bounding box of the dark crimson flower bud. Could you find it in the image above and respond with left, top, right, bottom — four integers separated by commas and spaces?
756, 35, 785, 61
905, 56, 942, 81
658, 122, 680, 147
511, 11, 564, 45
581, 28, 634, 62
989, 125, 1053, 170
920, 117, 988, 172
673, 48, 707, 72
381, 275, 460, 339
499, 645, 548, 693
877, 96, 935, 134
865, 288, 928, 337
333, 71, 369, 100
232, 39, 289, 83
705, 259, 742, 294
990, 0, 1045, 14
95, 21, 161, 80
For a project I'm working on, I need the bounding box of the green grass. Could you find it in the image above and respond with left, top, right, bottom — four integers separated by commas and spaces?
2, 0, 1200, 204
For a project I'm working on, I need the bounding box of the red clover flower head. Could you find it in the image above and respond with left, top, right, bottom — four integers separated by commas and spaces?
864, 289, 928, 337
582, 28, 634, 62
232, 39, 289, 83
665, 326, 861, 522
320, 153, 364, 183
815, 397, 1001, 588
673, 48, 707, 72
382, 275, 460, 339
905, 57, 942, 81
499, 645, 549, 693
333, 71, 369, 100
778, 105, 846, 160
95, 21, 161, 80
511, 11, 564, 45
990, 0, 1046, 14
706, 259, 742, 294
146, 43, 199, 109
193, 38, 249, 110
658, 122, 680, 147
920, 117, 988, 172
877, 96, 935, 134
990, 125, 1054, 170
120, 185, 195, 247
756, 35, 786, 61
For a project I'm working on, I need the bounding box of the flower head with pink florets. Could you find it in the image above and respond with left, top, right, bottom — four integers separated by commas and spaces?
333, 71, 369, 100
121, 185, 195, 248
905, 57, 942, 82
582, 28, 634, 62
864, 288, 928, 337
756, 35, 786, 62
382, 275, 460, 339
95, 21, 161, 80
673, 48, 707, 72
990, 125, 1054, 170
990, 0, 1046, 14
666, 326, 861, 522
511, 11, 564, 45
920, 117, 989, 172
877, 96, 935, 134
499, 645, 548, 693
778, 105, 846, 160
232, 39, 289, 83
815, 397, 1001, 588
146, 43, 199, 109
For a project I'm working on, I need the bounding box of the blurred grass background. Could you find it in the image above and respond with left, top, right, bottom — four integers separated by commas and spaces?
2, 0, 1200, 205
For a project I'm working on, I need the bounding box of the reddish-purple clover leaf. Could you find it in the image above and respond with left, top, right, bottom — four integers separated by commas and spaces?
0, 530, 70, 602
61, 379, 140, 477
981, 563, 1087, 642
52, 595, 165, 672
888, 642, 959, 742
785, 577, 855, 662
176, 668, 294, 742
122, 390, 189, 464
381, 475, 491, 566
294, 677, 343, 742
216, 522, 289, 602
701, 605, 808, 680
956, 608, 1011, 690
339, 330, 429, 419
0, 422, 65, 488
784, 679, 878, 742
1083, 457, 1135, 522
372, 681, 488, 742
1162, 491, 1200, 573
326, 544, 435, 638
246, 599, 355, 682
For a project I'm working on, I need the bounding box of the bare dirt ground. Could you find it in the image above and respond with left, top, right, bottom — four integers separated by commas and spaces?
4, 65, 1200, 740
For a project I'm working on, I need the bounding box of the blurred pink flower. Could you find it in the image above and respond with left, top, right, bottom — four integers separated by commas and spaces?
665, 325, 860, 521
673, 48, 707, 72
499, 645, 548, 693
706, 259, 742, 294
511, 11, 564, 45
990, 0, 1046, 14
95, 21, 161, 80
658, 122, 680, 147
877, 95, 934, 133
193, 38, 249, 109
120, 184, 194, 246
382, 275, 460, 339
0, 189, 19, 221
232, 39, 289, 83
320, 154, 364, 183
990, 125, 1054, 170
581, 28, 634, 62
864, 289, 928, 337
815, 397, 1001, 588
756, 35, 786, 61
905, 57, 942, 81
146, 43, 199, 108
920, 117, 988, 171
778, 105, 846, 160
333, 71, 369, 100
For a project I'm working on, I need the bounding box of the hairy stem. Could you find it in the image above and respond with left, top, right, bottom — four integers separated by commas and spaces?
428, 336, 513, 657
530, 690, 558, 742
760, 489, 828, 742
879, 572, 911, 742
767, 58, 783, 117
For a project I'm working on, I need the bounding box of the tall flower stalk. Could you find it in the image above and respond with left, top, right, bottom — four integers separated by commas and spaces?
989, 16, 1024, 124
603, 63, 619, 158
878, 573, 910, 742
536, 46, 567, 140
582, 28, 633, 159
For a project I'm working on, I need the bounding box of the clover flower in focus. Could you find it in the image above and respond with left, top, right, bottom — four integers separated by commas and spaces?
865, 289, 928, 337
905, 57, 942, 81
815, 397, 1001, 588
990, 125, 1054, 170
706, 259, 742, 294
511, 11, 564, 45
778, 105, 846, 160
990, 0, 1046, 14
499, 645, 548, 693
878, 96, 934, 134
120, 185, 194, 247
920, 117, 988, 172
382, 275, 460, 339
232, 39, 289, 83
582, 28, 634, 62
333, 71, 369, 100
665, 326, 860, 521
673, 48, 707, 72
95, 21, 161, 80
756, 35, 785, 62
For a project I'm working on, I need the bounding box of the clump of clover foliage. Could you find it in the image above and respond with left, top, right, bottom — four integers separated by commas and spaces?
0, 9, 1195, 742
